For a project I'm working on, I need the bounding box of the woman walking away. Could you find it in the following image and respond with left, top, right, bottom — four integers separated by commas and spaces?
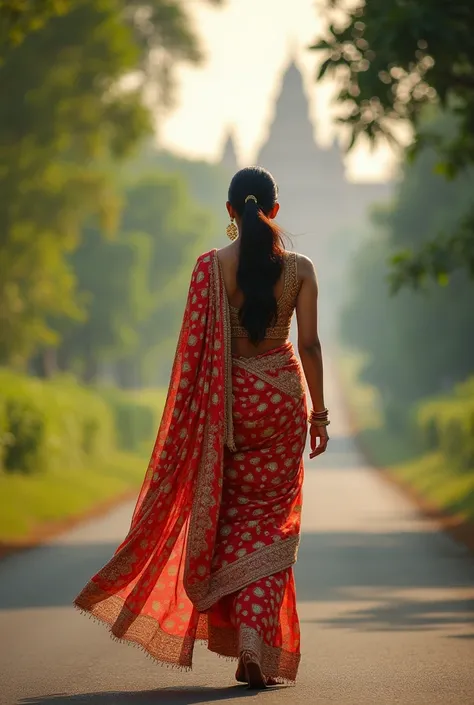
74, 166, 329, 688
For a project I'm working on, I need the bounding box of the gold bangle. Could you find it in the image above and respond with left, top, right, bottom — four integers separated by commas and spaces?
310, 407, 328, 416
310, 413, 329, 420
309, 419, 330, 427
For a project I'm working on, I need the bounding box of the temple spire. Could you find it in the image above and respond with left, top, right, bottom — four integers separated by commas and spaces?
257, 59, 317, 167
220, 129, 239, 174
257, 59, 345, 182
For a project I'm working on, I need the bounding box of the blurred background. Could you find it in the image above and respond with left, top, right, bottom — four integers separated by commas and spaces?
0, 0, 473, 547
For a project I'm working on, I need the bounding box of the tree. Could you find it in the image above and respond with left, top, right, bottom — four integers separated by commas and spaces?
0, 1, 148, 366
114, 173, 215, 387
340, 117, 474, 422
55, 171, 216, 386
124, 142, 230, 238
1, 1, 224, 97
56, 227, 153, 383
0, 0, 75, 56
311, 0, 474, 286
0, 0, 223, 368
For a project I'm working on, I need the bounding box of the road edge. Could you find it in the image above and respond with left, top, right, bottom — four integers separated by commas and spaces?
334, 365, 474, 555
0, 487, 138, 561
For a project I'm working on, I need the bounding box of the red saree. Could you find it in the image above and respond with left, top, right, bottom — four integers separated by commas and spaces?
74, 249, 306, 683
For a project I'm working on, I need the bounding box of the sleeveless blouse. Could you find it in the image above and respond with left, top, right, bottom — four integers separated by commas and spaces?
229, 252, 300, 339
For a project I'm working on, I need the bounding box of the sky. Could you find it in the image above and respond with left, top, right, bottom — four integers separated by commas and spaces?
158, 0, 399, 183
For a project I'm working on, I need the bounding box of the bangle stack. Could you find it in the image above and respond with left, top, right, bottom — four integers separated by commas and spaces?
309, 408, 330, 427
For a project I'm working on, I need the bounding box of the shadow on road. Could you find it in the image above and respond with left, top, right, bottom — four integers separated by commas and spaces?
0, 542, 117, 610
2, 476, 474, 640
295, 530, 474, 600
19, 685, 280, 704
303, 595, 474, 634
295, 528, 474, 639
1, 529, 473, 633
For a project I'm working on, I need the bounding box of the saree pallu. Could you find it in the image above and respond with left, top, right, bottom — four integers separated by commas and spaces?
74, 249, 306, 683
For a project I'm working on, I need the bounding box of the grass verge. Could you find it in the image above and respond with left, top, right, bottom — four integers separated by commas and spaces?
337, 349, 474, 531
0, 451, 146, 543
393, 454, 474, 525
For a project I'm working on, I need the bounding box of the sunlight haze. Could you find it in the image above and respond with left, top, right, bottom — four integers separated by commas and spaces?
159, 0, 398, 182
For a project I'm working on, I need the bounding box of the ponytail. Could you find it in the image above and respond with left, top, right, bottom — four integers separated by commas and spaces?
237, 197, 284, 345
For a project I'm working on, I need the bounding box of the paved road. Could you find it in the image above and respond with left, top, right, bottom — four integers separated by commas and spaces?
1, 371, 474, 705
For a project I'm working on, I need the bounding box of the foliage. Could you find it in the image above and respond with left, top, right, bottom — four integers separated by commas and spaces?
0, 369, 115, 474
340, 117, 474, 415
100, 389, 158, 453
0, 0, 75, 56
0, 450, 146, 541
390, 207, 474, 291
0, 2, 148, 365
52, 169, 216, 386
144, 148, 230, 231
1, 1, 224, 72
339, 352, 474, 524
124, 0, 224, 107
0, 0, 223, 369
3, 398, 46, 474
0, 367, 166, 540
115, 172, 216, 386
0, 367, 166, 473
311, 1, 474, 284
417, 379, 474, 472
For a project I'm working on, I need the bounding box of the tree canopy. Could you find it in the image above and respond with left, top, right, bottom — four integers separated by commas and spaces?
0, 0, 224, 373
341, 114, 474, 425
311, 0, 474, 287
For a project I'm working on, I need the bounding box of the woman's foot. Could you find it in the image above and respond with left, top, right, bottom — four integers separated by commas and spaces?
235, 659, 247, 684
236, 653, 279, 687
239, 650, 267, 689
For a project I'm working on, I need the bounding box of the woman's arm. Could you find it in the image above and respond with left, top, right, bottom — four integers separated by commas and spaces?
295, 254, 328, 458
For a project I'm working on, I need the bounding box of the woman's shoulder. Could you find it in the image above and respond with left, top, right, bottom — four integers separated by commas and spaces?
286, 251, 315, 278
192, 249, 217, 270
197, 248, 216, 262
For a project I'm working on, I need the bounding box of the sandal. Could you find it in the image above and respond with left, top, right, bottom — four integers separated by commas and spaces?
236, 661, 278, 687
240, 649, 267, 689
235, 659, 247, 684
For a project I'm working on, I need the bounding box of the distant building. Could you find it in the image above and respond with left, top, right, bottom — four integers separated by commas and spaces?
220, 131, 239, 176
256, 60, 393, 256
220, 59, 394, 333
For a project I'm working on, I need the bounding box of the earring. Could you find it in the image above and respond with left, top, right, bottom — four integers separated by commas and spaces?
226, 217, 238, 241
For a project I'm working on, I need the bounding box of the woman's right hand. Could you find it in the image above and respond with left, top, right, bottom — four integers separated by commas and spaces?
309, 424, 329, 459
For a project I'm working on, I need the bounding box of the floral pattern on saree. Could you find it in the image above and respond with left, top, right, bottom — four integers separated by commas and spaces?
74, 250, 306, 682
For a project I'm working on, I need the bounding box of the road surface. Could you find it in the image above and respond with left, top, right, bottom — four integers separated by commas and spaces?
1, 370, 474, 705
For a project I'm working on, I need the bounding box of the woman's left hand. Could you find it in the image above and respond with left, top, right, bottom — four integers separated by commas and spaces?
309, 424, 329, 459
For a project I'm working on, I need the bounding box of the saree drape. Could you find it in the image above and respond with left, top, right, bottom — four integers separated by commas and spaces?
74, 249, 306, 683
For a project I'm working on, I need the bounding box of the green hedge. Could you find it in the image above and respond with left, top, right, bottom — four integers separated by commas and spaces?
417, 378, 474, 472
99, 388, 162, 454
0, 370, 166, 476
0, 371, 115, 475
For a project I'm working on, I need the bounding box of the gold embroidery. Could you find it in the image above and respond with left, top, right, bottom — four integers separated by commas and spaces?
233, 350, 304, 401
74, 586, 195, 670
207, 623, 300, 683
193, 535, 299, 611
75, 591, 299, 684
229, 252, 300, 339
213, 251, 236, 452
184, 420, 219, 607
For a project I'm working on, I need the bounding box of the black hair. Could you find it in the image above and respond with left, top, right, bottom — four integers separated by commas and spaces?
228, 166, 284, 345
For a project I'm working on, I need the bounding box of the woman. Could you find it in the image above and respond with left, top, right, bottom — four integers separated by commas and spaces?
74, 166, 329, 688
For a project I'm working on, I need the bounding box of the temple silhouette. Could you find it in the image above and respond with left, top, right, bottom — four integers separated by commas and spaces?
221, 59, 393, 334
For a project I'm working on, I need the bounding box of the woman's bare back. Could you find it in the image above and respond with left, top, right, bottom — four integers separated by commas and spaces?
216, 243, 308, 358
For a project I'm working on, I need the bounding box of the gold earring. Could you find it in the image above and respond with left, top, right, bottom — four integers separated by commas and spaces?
226, 217, 238, 241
